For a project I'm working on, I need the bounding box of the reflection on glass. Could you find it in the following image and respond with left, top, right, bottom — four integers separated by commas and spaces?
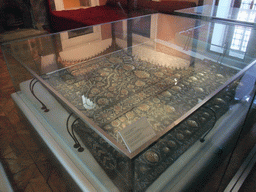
68, 27, 94, 39
229, 0, 256, 59
210, 0, 255, 60
230, 26, 251, 59
216, 0, 232, 18
240, 0, 256, 10
210, 23, 226, 54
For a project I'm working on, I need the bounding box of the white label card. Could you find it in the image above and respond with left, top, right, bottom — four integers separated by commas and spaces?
118, 117, 156, 153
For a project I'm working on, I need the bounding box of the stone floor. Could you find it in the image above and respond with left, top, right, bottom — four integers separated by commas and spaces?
0, 46, 68, 191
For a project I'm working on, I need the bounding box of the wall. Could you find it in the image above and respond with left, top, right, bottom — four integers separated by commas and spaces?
30, 0, 49, 28
0, 0, 34, 32
156, 14, 196, 43
99, 0, 107, 5
63, 0, 80, 9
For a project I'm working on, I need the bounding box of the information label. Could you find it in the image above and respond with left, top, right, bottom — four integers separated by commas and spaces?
118, 117, 156, 153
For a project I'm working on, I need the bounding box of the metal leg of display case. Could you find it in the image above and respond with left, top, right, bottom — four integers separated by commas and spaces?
224, 144, 256, 192
217, 42, 228, 65
29, 78, 49, 112
183, 31, 192, 51
190, 19, 201, 67
66, 113, 84, 152
127, 18, 133, 55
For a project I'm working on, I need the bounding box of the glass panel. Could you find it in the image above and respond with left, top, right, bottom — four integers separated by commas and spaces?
175, 3, 256, 25
2, 13, 256, 191
2, 13, 256, 155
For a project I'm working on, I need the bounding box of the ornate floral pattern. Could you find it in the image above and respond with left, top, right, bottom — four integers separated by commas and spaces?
44, 49, 242, 192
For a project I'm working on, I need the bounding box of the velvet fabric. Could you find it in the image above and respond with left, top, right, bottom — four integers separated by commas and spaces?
47, 0, 126, 32
46, 0, 196, 32
137, 0, 196, 14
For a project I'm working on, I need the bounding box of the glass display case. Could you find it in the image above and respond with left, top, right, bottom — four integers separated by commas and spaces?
175, 4, 256, 26
2, 13, 256, 191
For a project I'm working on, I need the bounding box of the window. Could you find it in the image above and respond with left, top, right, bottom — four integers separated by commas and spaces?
210, 0, 255, 59
240, 0, 256, 9
229, 0, 255, 58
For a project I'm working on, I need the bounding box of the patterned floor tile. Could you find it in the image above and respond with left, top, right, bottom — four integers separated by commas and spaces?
17, 129, 40, 153
0, 48, 67, 191
2, 98, 15, 116
0, 109, 5, 117
35, 159, 54, 181
30, 148, 49, 163
24, 183, 35, 192
28, 166, 52, 192
0, 91, 8, 108
3, 150, 34, 175
47, 169, 67, 192
6, 108, 23, 132
13, 164, 38, 191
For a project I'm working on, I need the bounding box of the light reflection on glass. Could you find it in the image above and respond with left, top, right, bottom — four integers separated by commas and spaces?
229, 0, 255, 59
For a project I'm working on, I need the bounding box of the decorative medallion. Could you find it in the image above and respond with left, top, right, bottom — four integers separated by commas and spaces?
163, 147, 170, 153
189, 76, 198, 81
168, 140, 177, 148
194, 87, 204, 93
108, 87, 115, 92
172, 86, 182, 91
154, 72, 164, 78
90, 88, 100, 95
144, 151, 160, 163
111, 120, 121, 127
106, 93, 114, 98
123, 64, 135, 70
199, 116, 207, 123
213, 105, 220, 109
165, 106, 176, 113
96, 77, 102, 81
135, 80, 146, 87
174, 74, 181, 79
215, 98, 226, 104
96, 82, 105, 87
134, 70, 150, 78
119, 117, 127, 122
121, 89, 129, 95
202, 112, 210, 118
176, 133, 185, 140
216, 74, 224, 78
97, 98, 109, 105
114, 105, 122, 113
104, 125, 113, 130
108, 57, 122, 64
126, 111, 135, 119
153, 98, 160, 103
100, 72, 109, 77
127, 84, 135, 89
138, 104, 150, 111
163, 91, 172, 98
184, 130, 192, 135
187, 120, 199, 128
